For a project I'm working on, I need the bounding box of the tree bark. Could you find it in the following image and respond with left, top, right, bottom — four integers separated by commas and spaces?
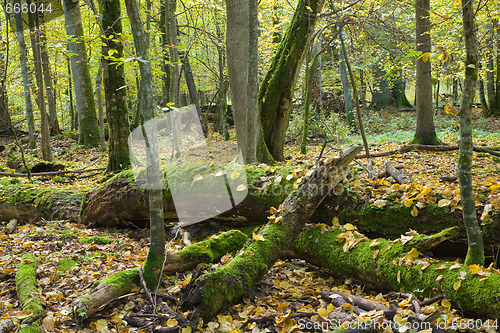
166, 0, 179, 106
63, 0, 99, 147
96, 64, 106, 152
28, 7, 52, 161
179, 146, 361, 321
101, 0, 131, 171
413, 0, 440, 145
13, 4, 35, 148
458, 0, 484, 266
259, 0, 325, 161
339, 38, 354, 126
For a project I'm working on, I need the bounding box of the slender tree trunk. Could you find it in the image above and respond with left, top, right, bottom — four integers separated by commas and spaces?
486, 45, 496, 115
101, 0, 131, 171
13, 6, 35, 147
166, 0, 179, 106
182, 54, 205, 133
63, 0, 100, 147
96, 63, 106, 152
413, 0, 440, 145
39, 22, 60, 135
495, 21, 500, 116
259, 0, 325, 161
215, 3, 229, 139
371, 64, 391, 110
458, 0, 484, 266
339, 38, 354, 127
124, 0, 165, 289
478, 71, 489, 117
28, 7, 52, 161
0, 9, 13, 136
67, 56, 76, 131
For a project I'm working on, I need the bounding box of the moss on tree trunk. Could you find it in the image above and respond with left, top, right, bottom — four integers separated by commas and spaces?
291, 226, 500, 319
16, 254, 43, 333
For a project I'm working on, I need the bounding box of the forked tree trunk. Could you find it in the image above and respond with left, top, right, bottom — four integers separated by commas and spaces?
458, 0, 484, 266
179, 146, 361, 321
259, 0, 325, 161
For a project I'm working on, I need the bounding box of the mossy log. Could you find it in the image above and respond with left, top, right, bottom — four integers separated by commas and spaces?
72, 230, 249, 321
290, 226, 500, 320
16, 254, 43, 333
0, 183, 83, 222
178, 146, 362, 321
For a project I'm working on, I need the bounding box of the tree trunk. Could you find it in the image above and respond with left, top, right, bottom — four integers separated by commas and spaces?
28, 7, 52, 161
39, 22, 60, 135
291, 226, 500, 320
13, 5, 35, 147
479, 76, 489, 116
182, 54, 206, 134
101, 0, 131, 171
226, 0, 259, 163
458, 0, 484, 266
166, 0, 179, 106
214, 3, 229, 139
486, 42, 496, 115
96, 63, 106, 152
495, 20, 500, 117
179, 146, 361, 321
0, 9, 12, 136
339, 39, 354, 126
371, 64, 392, 110
393, 77, 413, 109
259, 0, 325, 161
413, 0, 440, 145
63, 0, 99, 147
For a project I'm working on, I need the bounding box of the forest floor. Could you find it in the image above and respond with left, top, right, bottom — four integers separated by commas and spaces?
0, 110, 499, 332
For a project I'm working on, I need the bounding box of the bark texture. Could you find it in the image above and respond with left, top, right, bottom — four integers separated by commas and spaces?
413, 0, 440, 145
259, 0, 325, 161
458, 0, 484, 266
63, 0, 99, 147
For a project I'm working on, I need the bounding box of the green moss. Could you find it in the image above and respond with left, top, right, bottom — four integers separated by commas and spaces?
16, 254, 42, 332
79, 236, 119, 244
53, 176, 69, 183
143, 250, 164, 290
97, 268, 139, 295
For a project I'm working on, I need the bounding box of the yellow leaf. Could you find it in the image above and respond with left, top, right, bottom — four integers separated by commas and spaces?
193, 174, 203, 182
453, 280, 461, 290
318, 307, 329, 320
270, 207, 277, 215
373, 249, 379, 259
277, 301, 288, 312
404, 248, 419, 264
468, 264, 482, 275
275, 216, 283, 223
181, 327, 192, 333
343, 223, 356, 231
420, 187, 431, 196
236, 184, 247, 192
411, 206, 418, 217
230, 172, 240, 180
436, 275, 443, 282
444, 103, 459, 115
167, 318, 178, 327
397, 270, 401, 283
438, 199, 451, 207
253, 232, 265, 241
404, 199, 413, 207
441, 299, 451, 308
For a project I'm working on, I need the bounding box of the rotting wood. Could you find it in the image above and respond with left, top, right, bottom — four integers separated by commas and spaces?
356, 144, 500, 158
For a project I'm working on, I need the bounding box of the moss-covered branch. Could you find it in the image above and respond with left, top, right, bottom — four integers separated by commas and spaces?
291, 226, 500, 320
16, 254, 43, 333
72, 230, 249, 321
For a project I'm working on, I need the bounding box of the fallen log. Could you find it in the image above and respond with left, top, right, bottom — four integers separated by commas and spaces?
0, 167, 106, 178
291, 226, 500, 320
356, 144, 500, 159
178, 146, 362, 321
16, 253, 43, 333
72, 230, 249, 321
376, 162, 410, 184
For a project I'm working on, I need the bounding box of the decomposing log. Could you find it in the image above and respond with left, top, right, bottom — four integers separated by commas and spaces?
356, 144, 500, 159
72, 230, 248, 321
4, 218, 18, 234
0, 184, 83, 222
0, 167, 106, 178
178, 146, 362, 321
291, 226, 500, 320
16, 253, 43, 333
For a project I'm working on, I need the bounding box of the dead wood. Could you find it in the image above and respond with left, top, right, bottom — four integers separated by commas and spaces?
178, 146, 362, 321
0, 167, 106, 178
356, 144, 500, 158
4, 218, 17, 234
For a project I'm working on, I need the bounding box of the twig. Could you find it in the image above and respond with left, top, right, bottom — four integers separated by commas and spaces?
420, 294, 444, 306
137, 267, 155, 310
